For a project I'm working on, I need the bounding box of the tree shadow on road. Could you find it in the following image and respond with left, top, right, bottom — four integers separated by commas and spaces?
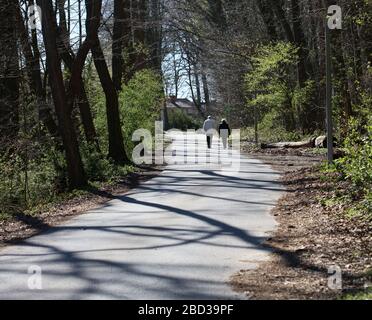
0, 167, 287, 299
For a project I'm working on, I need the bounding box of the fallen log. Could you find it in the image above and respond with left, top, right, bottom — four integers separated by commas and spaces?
261, 138, 315, 149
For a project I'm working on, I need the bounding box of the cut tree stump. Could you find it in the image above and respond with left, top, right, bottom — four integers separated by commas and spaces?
315, 136, 327, 148
315, 136, 338, 148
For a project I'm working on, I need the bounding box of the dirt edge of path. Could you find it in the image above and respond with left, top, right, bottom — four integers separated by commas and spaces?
231, 145, 372, 300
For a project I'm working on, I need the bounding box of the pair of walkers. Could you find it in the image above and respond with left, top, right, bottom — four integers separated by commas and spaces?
203, 116, 231, 149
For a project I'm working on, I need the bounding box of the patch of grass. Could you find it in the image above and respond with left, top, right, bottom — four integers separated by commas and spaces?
341, 190, 372, 221
0, 212, 12, 221
319, 196, 339, 208
346, 207, 364, 219
0, 163, 135, 223
320, 157, 372, 223
309, 148, 327, 156
342, 288, 372, 300
241, 126, 312, 144
20, 188, 90, 218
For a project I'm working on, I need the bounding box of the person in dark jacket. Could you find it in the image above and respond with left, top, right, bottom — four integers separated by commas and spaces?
219, 119, 231, 149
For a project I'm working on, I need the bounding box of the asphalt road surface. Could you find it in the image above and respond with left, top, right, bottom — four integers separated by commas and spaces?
0, 133, 283, 300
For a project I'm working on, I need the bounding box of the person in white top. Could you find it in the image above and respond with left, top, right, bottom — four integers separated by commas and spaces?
203, 116, 216, 149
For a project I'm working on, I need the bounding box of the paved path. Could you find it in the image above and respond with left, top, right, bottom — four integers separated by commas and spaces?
0, 133, 283, 300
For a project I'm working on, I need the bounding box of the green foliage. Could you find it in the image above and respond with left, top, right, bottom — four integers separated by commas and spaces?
86, 75, 109, 154
342, 288, 372, 300
292, 80, 316, 119
168, 109, 202, 131
331, 118, 372, 219
119, 69, 164, 155
355, 86, 372, 121
244, 42, 315, 140
257, 110, 303, 143
80, 145, 133, 183
335, 119, 372, 188
0, 140, 62, 219
245, 42, 298, 109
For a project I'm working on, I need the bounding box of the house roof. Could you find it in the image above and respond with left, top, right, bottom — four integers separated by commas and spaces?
166, 98, 196, 110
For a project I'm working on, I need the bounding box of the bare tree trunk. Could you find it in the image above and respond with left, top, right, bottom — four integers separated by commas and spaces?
78, 0, 82, 47
194, 65, 202, 107
76, 89, 100, 149
0, 0, 20, 143
57, 0, 70, 47
291, 0, 313, 133
270, 0, 294, 42
16, 2, 59, 138
92, 39, 129, 164
147, 0, 163, 71
67, 0, 71, 33
36, 0, 87, 189
201, 66, 210, 113
112, 0, 125, 91
187, 60, 205, 118
58, 44, 99, 147
291, 0, 308, 86
207, 0, 227, 30
135, 0, 148, 71
122, 0, 136, 84
255, 0, 278, 40
172, 50, 179, 97
57, 0, 101, 150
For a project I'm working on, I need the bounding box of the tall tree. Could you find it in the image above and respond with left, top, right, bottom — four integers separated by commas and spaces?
270, 0, 294, 42
16, 1, 59, 138
256, 0, 279, 40
57, 0, 101, 149
291, 0, 309, 86
147, 0, 163, 72
36, 0, 87, 189
207, 0, 227, 30
201, 70, 211, 113
92, 35, 129, 163
112, 0, 125, 91
0, 0, 20, 143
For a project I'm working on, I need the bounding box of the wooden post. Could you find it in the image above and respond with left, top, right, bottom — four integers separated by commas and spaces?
253, 94, 258, 145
